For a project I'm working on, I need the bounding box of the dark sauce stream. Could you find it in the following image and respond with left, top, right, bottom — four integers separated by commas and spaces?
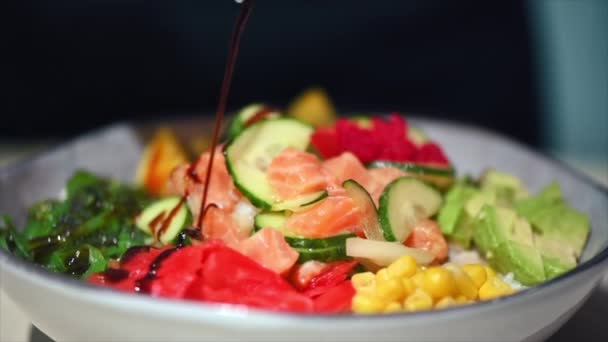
197, 0, 255, 228
101, 2, 255, 288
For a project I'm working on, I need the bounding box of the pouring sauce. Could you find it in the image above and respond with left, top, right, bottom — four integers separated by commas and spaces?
196, 0, 255, 228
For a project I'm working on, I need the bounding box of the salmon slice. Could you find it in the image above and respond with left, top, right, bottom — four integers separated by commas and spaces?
267, 147, 330, 201
404, 219, 448, 264
322, 152, 376, 192
201, 205, 251, 247
235, 227, 300, 275
284, 195, 362, 238
168, 147, 243, 224
368, 167, 406, 205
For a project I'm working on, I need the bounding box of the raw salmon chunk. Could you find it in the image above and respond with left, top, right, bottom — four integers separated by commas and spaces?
235, 227, 300, 275
405, 219, 448, 263
284, 196, 362, 238
322, 152, 376, 192
168, 147, 242, 224
267, 147, 330, 201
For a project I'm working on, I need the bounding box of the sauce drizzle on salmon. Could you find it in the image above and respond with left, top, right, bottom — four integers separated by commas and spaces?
197, 0, 255, 228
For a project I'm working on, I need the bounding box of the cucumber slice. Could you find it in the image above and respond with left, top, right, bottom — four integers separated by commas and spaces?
135, 197, 190, 245
343, 179, 385, 241
368, 161, 454, 176
345, 237, 434, 266
225, 104, 281, 141
293, 243, 352, 264
254, 212, 287, 232
270, 190, 328, 212
378, 177, 442, 242
367, 161, 455, 191
225, 118, 314, 209
253, 211, 354, 263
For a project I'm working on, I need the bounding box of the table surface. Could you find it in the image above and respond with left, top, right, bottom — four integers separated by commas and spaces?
1, 143, 607, 342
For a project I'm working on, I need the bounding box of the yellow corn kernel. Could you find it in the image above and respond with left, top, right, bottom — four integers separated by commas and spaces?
355, 284, 377, 296
478, 276, 514, 301
375, 268, 391, 286
376, 278, 406, 302
444, 264, 478, 300
435, 296, 456, 309
462, 264, 487, 289
421, 267, 457, 300
411, 272, 425, 288
483, 265, 497, 279
387, 255, 418, 278
352, 294, 386, 314
455, 295, 471, 305
404, 289, 433, 312
352, 272, 376, 289
384, 301, 403, 313
401, 277, 417, 296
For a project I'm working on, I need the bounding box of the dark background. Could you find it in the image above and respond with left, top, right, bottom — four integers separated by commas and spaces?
4, 0, 540, 146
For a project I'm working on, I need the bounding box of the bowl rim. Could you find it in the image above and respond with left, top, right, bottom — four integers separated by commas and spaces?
1, 116, 607, 324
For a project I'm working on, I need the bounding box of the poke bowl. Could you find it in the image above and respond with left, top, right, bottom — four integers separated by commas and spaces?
0, 108, 607, 342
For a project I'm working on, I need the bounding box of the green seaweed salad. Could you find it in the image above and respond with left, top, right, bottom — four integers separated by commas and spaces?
0, 171, 154, 278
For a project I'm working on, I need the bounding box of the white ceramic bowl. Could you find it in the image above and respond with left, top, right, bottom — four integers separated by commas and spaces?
1, 118, 607, 342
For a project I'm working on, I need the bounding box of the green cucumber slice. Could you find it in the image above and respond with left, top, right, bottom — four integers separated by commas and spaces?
225, 104, 281, 141
378, 177, 442, 242
293, 244, 352, 264
254, 212, 287, 232
135, 197, 190, 245
225, 118, 314, 209
342, 179, 385, 241
253, 211, 354, 263
367, 161, 455, 191
270, 190, 328, 212
368, 161, 454, 176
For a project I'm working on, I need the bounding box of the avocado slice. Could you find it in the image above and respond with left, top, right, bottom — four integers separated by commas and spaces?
541, 253, 576, 279
473, 205, 548, 285
480, 169, 529, 206
472, 205, 516, 256
516, 183, 590, 258
511, 217, 534, 246
515, 182, 562, 219
465, 190, 497, 218
491, 240, 546, 286
438, 183, 478, 235
450, 211, 475, 248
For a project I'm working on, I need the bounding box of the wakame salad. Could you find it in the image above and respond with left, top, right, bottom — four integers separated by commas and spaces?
0, 104, 590, 314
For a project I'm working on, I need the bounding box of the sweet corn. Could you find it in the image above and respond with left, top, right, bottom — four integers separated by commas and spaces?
462, 264, 487, 289
401, 277, 417, 296
352, 272, 376, 289
387, 255, 418, 278
375, 268, 391, 286
352, 294, 386, 314
444, 264, 478, 300
376, 278, 406, 302
421, 267, 457, 300
455, 295, 471, 305
384, 301, 402, 313
351, 261, 513, 313
355, 284, 377, 296
435, 296, 456, 309
404, 289, 433, 312
483, 265, 497, 279
478, 276, 514, 301
411, 272, 425, 288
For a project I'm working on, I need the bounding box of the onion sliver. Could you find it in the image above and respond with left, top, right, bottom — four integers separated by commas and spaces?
346, 237, 434, 267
